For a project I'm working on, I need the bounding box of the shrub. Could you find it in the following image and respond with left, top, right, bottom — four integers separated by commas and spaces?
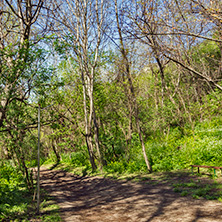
105, 161, 127, 174
70, 151, 89, 167
145, 118, 222, 172
0, 161, 30, 220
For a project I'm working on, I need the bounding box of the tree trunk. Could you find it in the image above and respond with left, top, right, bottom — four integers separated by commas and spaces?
115, 0, 152, 172
82, 73, 97, 171
136, 119, 152, 173
93, 109, 106, 169
52, 141, 60, 163
86, 134, 97, 171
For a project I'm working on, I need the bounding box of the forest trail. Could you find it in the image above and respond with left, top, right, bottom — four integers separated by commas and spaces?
40, 168, 222, 222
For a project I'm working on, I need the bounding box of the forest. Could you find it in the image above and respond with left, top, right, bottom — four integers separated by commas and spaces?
1, 0, 222, 220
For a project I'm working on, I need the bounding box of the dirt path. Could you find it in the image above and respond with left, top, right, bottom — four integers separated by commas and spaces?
40, 168, 222, 222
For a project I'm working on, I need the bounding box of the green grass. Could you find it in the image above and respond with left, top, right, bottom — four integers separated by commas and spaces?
0, 187, 62, 221
0, 161, 61, 221
38, 195, 61, 222
172, 178, 222, 201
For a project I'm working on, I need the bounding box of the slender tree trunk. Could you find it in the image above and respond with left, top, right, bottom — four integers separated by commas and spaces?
82, 72, 97, 171
52, 141, 60, 163
93, 109, 106, 168
69, 0, 105, 171
86, 134, 97, 171
115, 0, 152, 172
136, 118, 152, 172
9, 130, 33, 190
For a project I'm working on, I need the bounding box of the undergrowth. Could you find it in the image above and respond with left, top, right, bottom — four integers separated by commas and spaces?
44, 118, 222, 176
41, 118, 222, 202
0, 161, 61, 221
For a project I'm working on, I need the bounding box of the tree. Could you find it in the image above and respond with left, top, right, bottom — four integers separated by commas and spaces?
127, 0, 222, 91
114, 0, 152, 172
0, 0, 56, 186
53, 0, 108, 170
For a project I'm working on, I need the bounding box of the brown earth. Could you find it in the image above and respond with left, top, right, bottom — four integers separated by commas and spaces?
40, 168, 222, 222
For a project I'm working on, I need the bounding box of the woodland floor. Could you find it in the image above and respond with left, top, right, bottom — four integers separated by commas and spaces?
39, 167, 222, 222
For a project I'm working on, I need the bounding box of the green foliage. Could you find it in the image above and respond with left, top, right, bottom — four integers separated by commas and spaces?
0, 161, 61, 221
105, 160, 127, 174
146, 118, 222, 172
46, 116, 222, 176
0, 161, 30, 220
41, 213, 61, 222
46, 149, 90, 169
192, 40, 221, 70
68, 151, 90, 167
40, 199, 61, 222
126, 160, 147, 173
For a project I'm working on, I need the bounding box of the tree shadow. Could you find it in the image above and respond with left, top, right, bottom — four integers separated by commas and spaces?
49, 161, 61, 170
40, 169, 222, 222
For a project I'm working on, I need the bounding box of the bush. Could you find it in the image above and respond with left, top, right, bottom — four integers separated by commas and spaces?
70, 151, 89, 167
0, 161, 30, 220
105, 160, 127, 174
126, 160, 147, 173
145, 119, 222, 172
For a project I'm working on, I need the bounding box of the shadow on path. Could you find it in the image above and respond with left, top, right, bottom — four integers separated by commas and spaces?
40, 169, 222, 222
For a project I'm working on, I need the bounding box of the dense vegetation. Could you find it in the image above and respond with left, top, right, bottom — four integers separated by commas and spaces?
1, 0, 222, 219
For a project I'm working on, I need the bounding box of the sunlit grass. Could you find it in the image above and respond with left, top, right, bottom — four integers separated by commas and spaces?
0, 161, 62, 221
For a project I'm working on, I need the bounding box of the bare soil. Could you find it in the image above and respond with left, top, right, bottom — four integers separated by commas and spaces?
40, 168, 222, 222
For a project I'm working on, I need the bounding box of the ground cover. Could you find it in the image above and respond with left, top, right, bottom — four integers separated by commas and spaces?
0, 162, 61, 221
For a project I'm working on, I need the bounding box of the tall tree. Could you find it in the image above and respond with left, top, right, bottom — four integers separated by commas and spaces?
114, 0, 152, 172
53, 0, 108, 170
128, 0, 222, 91
0, 0, 55, 185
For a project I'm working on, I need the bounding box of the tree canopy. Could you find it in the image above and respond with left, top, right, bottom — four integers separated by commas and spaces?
1, 0, 222, 180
